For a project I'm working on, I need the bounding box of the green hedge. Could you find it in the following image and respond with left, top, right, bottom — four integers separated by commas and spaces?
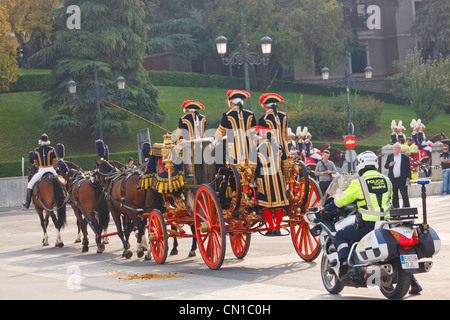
3, 73, 51, 93
0, 151, 139, 178
2, 69, 407, 105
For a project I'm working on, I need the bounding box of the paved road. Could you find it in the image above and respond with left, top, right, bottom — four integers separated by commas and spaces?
0, 195, 448, 301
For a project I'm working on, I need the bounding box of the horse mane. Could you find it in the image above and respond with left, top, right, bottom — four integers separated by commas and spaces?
97, 160, 116, 174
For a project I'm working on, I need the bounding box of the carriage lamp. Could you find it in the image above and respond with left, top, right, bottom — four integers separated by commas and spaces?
162, 134, 175, 192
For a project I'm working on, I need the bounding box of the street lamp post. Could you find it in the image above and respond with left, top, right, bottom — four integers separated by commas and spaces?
67, 63, 125, 140
215, 14, 272, 110
321, 51, 373, 136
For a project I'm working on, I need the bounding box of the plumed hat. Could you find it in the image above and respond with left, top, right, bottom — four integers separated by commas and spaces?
296, 126, 302, 137
417, 119, 423, 129
410, 119, 417, 129
57, 160, 68, 174
38, 133, 50, 145
287, 127, 295, 138
259, 93, 284, 105
398, 120, 405, 131
28, 151, 35, 165
181, 100, 205, 110
95, 139, 106, 159
142, 142, 151, 160
417, 119, 426, 129
391, 120, 397, 130
302, 127, 308, 137
56, 143, 65, 159
226, 89, 250, 101
104, 145, 109, 160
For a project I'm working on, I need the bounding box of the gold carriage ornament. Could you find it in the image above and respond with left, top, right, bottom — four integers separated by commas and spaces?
162, 134, 175, 192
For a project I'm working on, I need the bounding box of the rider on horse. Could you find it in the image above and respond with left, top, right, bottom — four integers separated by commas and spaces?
23, 133, 58, 209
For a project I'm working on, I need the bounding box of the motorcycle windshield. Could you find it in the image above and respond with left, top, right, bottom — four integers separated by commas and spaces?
320, 172, 360, 206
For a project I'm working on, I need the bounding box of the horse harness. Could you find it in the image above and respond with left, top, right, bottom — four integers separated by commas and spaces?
65, 169, 106, 238
104, 170, 150, 214
33, 172, 67, 212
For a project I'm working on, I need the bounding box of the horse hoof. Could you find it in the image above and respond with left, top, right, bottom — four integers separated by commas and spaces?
170, 249, 178, 256
74, 240, 81, 243
55, 242, 64, 248
137, 250, 144, 258
42, 243, 49, 247
82, 246, 89, 253
188, 250, 196, 257
145, 253, 152, 261
123, 250, 132, 259
97, 244, 105, 253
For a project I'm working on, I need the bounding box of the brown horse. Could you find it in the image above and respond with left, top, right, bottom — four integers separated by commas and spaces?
29, 172, 67, 247
64, 167, 110, 253
95, 160, 157, 259
315, 144, 345, 168
429, 132, 448, 143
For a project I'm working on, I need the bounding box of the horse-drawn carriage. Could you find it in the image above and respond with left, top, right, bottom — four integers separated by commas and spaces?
135, 133, 323, 270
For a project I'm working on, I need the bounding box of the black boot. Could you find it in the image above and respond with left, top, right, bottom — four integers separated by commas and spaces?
23, 189, 32, 209
409, 275, 423, 294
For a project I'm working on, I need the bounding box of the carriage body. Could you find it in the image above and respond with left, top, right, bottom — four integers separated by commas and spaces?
141, 136, 322, 269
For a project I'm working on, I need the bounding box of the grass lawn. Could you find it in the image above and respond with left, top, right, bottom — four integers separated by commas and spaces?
1, 86, 449, 163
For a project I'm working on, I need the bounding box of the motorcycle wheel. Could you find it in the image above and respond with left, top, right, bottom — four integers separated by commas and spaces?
321, 254, 344, 294
379, 261, 412, 299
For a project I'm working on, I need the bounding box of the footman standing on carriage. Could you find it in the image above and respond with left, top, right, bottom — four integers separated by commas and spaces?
258, 93, 289, 153
23, 134, 58, 209
214, 90, 256, 165
249, 126, 290, 236
175, 100, 206, 141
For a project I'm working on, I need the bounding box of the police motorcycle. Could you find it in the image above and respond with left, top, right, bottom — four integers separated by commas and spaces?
306, 173, 441, 299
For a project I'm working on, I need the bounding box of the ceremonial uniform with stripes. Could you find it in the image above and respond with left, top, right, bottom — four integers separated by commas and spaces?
214, 90, 256, 164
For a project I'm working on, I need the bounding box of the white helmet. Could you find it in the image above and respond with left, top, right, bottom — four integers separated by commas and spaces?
356, 151, 378, 174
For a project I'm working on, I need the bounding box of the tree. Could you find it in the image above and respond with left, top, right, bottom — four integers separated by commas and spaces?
0, 4, 19, 92
389, 50, 450, 123
204, 0, 349, 91
411, 0, 450, 58
30, 0, 163, 140
143, 0, 209, 60
0, 0, 60, 49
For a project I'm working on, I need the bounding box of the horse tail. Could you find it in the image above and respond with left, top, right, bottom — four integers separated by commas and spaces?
51, 175, 67, 229
94, 183, 110, 232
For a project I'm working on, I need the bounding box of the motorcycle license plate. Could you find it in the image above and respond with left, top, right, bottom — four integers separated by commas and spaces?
400, 254, 419, 269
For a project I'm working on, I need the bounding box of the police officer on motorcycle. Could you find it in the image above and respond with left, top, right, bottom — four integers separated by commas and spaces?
322, 151, 391, 274
319, 151, 422, 294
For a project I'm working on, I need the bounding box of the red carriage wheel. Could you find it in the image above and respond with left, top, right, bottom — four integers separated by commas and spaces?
229, 232, 251, 259
291, 177, 322, 261
148, 209, 168, 264
194, 185, 226, 270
